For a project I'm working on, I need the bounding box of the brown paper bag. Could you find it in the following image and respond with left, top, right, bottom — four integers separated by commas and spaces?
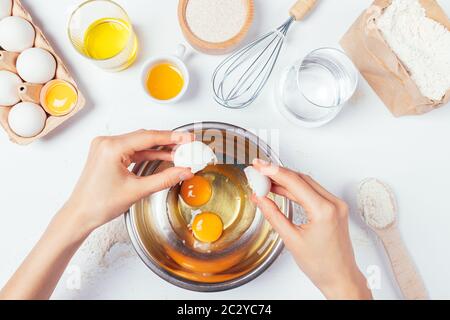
340, 0, 450, 117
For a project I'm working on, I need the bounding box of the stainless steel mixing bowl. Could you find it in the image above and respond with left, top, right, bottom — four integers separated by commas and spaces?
125, 122, 291, 292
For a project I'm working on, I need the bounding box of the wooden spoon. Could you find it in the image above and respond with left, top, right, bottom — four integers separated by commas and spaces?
358, 178, 428, 300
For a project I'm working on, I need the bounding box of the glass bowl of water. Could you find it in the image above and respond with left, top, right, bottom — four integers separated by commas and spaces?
275, 48, 358, 128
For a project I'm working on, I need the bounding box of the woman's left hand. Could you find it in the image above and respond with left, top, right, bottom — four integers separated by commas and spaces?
64, 129, 194, 236
0, 129, 194, 300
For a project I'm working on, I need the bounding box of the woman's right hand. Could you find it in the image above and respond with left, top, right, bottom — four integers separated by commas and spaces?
251, 159, 372, 300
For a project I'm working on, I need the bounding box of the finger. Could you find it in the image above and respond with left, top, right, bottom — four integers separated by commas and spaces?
131, 150, 173, 164
271, 185, 296, 201
164, 144, 179, 151
271, 171, 340, 204
252, 159, 327, 213
300, 173, 340, 204
133, 167, 194, 197
270, 169, 340, 206
117, 130, 194, 151
251, 195, 299, 247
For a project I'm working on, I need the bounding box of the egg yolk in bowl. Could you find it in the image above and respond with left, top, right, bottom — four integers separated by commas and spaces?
168, 165, 257, 249
180, 176, 212, 207
191, 212, 223, 243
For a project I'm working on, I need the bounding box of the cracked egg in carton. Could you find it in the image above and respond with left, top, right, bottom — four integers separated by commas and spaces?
0, 0, 85, 145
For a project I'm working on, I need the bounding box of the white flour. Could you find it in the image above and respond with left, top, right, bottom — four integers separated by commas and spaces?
186, 0, 247, 43
377, 0, 450, 100
70, 217, 134, 283
358, 178, 397, 229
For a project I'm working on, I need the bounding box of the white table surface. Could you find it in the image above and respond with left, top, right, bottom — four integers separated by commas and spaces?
1, 0, 449, 300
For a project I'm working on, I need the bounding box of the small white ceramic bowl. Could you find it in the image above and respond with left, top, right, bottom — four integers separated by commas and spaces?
141, 44, 190, 104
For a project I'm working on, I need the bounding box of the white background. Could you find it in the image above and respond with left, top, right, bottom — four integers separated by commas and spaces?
1, 0, 449, 300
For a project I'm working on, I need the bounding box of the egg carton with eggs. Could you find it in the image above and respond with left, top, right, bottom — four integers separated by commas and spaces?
0, 0, 85, 145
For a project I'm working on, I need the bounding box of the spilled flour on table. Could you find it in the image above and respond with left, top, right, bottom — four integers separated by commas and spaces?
68, 217, 135, 286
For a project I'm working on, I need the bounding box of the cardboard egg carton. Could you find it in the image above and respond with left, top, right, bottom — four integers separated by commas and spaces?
0, 0, 86, 145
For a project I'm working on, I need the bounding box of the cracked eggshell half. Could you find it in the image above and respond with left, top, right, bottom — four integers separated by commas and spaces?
0, 0, 12, 19
17, 48, 56, 84
0, 16, 35, 52
173, 141, 218, 174
0, 70, 22, 106
8, 102, 47, 138
244, 166, 271, 197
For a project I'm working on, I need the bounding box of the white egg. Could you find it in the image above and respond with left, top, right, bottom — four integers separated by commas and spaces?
0, 70, 22, 106
174, 141, 218, 174
0, 16, 35, 52
244, 166, 272, 197
8, 102, 47, 138
0, 0, 12, 19
16, 48, 56, 84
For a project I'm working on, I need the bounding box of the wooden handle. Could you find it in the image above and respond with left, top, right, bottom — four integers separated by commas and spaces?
289, 0, 317, 21
18, 83, 43, 104
379, 228, 429, 300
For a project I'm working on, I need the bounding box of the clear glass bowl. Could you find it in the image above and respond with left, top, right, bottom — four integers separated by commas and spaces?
276, 48, 358, 128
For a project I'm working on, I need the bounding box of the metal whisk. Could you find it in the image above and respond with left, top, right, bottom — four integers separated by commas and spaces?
212, 0, 318, 109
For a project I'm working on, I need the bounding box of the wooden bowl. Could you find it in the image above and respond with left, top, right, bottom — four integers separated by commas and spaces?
178, 0, 254, 55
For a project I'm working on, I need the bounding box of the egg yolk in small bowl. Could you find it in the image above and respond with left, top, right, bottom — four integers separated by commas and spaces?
180, 176, 212, 207
191, 212, 223, 243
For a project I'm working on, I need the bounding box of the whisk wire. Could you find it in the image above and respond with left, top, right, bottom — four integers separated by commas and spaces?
212, 17, 295, 109
213, 32, 273, 103
226, 35, 281, 101
223, 33, 273, 76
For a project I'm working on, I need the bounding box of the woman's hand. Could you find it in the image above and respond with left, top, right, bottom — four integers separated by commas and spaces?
0, 129, 194, 300
251, 159, 372, 300
64, 129, 194, 236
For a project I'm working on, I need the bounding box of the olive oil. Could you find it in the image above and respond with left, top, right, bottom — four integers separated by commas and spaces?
84, 18, 137, 69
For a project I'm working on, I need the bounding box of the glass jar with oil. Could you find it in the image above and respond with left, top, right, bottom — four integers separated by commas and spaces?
68, 0, 138, 71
